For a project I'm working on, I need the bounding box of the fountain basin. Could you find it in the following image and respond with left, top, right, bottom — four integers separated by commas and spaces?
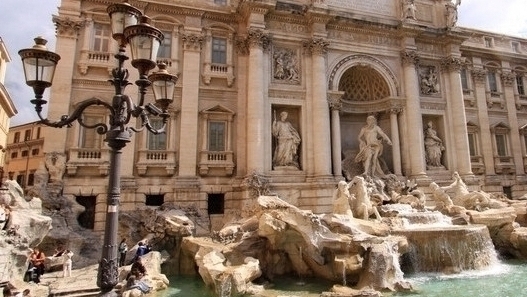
393, 224, 497, 273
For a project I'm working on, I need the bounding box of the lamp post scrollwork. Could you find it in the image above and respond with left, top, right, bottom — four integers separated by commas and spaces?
18, 1, 177, 295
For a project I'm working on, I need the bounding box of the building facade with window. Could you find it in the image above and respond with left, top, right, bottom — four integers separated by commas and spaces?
42, 0, 527, 232
5, 122, 44, 189
0, 38, 17, 182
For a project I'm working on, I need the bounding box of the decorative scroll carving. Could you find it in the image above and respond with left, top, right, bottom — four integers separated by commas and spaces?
501, 71, 516, 87
235, 37, 250, 55
182, 33, 203, 51
53, 16, 84, 38
401, 50, 419, 66
304, 38, 329, 56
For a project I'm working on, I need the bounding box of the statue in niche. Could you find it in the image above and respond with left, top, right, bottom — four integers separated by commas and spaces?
354, 115, 392, 177
424, 121, 445, 168
420, 66, 440, 95
272, 110, 301, 169
273, 48, 300, 82
402, 0, 416, 20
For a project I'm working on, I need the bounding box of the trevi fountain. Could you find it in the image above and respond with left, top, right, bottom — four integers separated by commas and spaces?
2, 142, 527, 296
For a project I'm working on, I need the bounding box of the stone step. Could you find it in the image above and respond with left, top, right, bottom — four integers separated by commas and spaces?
48, 287, 118, 297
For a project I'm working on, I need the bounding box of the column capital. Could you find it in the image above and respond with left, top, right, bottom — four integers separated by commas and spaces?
247, 28, 271, 51
53, 16, 85, 38
327, 91, 344, 110
440, 56, 463, 72
182, 33, 204, 51
471, 68, 487, 84
501, 71, 516, 87
401, 50, 419, 66
304, 38, 329, 56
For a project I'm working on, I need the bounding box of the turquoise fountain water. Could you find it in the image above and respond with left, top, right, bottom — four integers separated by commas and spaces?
156, 260, 527, 297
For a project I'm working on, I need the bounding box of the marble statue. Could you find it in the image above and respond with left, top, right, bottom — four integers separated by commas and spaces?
333, 180, 354, 217
355, 115, 392, 177
424, 121, 445, 168
402, 0, 416, 20
272, 110, 301, 169
348, 176, 381, 220
446, 0, 461, 28
442, 172, 492, 211
45, 152, 66, 183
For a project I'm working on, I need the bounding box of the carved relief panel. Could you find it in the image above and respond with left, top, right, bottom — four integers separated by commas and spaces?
419, 65, 441, 95
272, 46, 301, 85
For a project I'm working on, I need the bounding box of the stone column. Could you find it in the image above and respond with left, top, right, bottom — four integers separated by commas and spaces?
471, 68, 496, 175
307, 38, 332, 178
328, 91, 344, 177
501, 70, 524, 175
245, 29, 270, 174
178, 32, 203, 176
442, 57, 472, 176
390, 108, 402, 176
401, 50, 426, 177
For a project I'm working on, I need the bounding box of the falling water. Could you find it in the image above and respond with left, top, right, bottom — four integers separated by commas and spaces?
394, 225, 498, 273
342, 263, 347, 286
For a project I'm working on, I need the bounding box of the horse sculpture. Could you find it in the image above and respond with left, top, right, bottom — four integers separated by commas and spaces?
348, 176, 382, 221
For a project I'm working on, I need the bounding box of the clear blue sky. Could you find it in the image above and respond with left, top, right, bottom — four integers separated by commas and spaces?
1, 0, 526, 127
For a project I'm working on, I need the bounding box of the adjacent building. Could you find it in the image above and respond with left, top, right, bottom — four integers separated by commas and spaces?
35, 0, 527, 233
0, 37, 18, 182
5, 122, 44, 189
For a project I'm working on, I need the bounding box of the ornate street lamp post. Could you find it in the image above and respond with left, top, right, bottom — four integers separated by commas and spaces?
18, 2, 177, 295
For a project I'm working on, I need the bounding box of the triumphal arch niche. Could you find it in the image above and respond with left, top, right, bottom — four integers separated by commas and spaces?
330, 55, 404, 180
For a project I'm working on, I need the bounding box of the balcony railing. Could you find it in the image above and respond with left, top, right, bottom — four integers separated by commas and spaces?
202, 62, 235, 87
198, 150, 234, 176
67, 147, 110, 176
136, 149, 178, 176
78, 50, 114, 75
494, 155, 514, 174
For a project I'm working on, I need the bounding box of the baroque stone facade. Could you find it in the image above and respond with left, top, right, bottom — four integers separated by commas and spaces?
41, 0, 527, 233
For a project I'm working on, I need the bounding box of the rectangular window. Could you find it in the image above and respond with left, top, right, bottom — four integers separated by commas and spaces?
468, 133, 477, 157
214, 0, 227, 5
80, 115, 104, 148
212, 37, 227, 64
495, 134, 508, 156
21, 150, 29, 157
488, 72, 498, 93
157, 31, 172, 59
92, 23, 110, 52
36, 127, 41, 139
14, 132, 20, 143
147, 118, 167, 150
209, 121, 225, 151
517, 76, 525, 95
24, 130, 31, 141
460, 68, 469, 91
27, 172, 35, 186
11, 152, 18, 159
32, 148, 39, 156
